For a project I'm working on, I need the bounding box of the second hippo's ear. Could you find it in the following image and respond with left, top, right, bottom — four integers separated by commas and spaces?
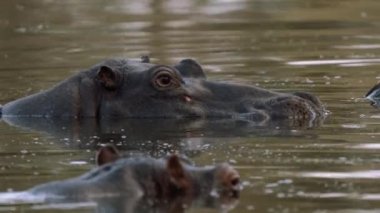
96, 66, 123, 90
96, 144, 121, 166
174, 59, 206, 79
167, 155, 190, 190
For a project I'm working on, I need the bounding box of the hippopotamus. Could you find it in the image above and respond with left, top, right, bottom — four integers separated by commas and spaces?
0, 56, 325, 123
1, 145, 241, 204
365, 82, 380, 108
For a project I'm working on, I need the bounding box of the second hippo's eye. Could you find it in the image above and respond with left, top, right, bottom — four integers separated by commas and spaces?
152, 69, 180, 90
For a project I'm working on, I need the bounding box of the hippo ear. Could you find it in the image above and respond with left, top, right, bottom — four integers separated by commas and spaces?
96, 144, 121, 166
166, 155, 190, 190
174, 59, 206, 79
96, 66, 123, 90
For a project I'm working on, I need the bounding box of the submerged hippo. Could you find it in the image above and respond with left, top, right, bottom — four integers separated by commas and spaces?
1, 57, 325, 122
3, 145, 241, 204
365, 82, 380, 108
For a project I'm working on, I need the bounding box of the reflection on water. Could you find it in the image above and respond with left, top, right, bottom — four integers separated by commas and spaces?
0, 190, 239, 213
2, 117, 315, 157
288, 58, 380, 66
1, 0, 380, 212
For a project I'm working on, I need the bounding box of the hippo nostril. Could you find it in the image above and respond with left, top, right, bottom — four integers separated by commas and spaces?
230, 177, 240, 186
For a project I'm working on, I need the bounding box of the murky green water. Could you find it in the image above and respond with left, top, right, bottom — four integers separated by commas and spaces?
1, 0, 380, 212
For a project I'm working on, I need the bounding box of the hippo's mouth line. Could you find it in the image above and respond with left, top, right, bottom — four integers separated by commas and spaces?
150, 94, 193, 103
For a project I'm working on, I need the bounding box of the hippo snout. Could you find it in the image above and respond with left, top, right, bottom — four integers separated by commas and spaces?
268, 95, 323, 120
236, 91, 324, 123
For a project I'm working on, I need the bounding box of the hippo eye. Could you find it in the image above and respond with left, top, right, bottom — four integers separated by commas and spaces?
152, 69, 180, 90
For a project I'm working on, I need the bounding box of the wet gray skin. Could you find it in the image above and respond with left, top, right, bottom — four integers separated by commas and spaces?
1, 57, 325, 122
365, 82, 380, 108
26, 146, 241, 202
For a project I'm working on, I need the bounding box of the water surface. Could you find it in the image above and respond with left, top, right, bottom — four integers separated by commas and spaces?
1, 0, 380, 212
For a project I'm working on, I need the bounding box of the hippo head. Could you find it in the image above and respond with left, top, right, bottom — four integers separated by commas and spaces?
1, 57, 326, 124
25, 144, 241, 205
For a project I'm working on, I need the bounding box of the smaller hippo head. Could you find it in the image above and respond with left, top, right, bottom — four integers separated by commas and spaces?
27, 145, 241, 202
95, 144, 241, 199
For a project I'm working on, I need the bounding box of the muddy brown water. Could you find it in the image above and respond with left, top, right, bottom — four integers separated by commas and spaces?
1, 0, 380, 212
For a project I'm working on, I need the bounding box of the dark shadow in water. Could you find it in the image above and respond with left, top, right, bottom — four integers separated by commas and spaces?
1, 116, 321, 156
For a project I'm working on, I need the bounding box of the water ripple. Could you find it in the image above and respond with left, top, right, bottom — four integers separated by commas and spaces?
298, 191, 380, 201
287, 58, 380, 66
297, 170, 380, 179
341, 123, 366, 129
351, 143, 380, 149
334, 44, 380, 49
